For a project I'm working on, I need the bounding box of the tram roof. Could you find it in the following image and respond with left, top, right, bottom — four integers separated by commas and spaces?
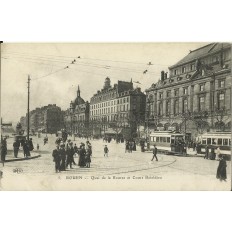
200, 132, 231, 138
150, 131, 184, 135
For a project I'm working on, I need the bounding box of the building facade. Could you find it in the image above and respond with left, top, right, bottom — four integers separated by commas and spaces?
146, 43, 231, 138
20, 104, 64, 134
64, 86, 90, 136
90, 77, 146, 138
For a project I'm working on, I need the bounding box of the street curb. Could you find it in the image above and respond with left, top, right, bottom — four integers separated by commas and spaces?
5, 155, 41, 162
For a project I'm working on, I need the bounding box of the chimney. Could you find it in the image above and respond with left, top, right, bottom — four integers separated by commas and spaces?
165, 72, 168, 79
161, 71, 165, 81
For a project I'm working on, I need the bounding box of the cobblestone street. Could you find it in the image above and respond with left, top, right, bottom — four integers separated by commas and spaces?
1, 134, 230, 190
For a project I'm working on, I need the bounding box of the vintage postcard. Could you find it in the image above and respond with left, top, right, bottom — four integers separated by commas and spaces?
0, 42, 231, 190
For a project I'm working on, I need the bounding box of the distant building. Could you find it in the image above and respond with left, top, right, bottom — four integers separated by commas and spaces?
90, 77, 146, 138
146, 43, 231, 138
20, 104, 64, 134
64, 86, 90, 136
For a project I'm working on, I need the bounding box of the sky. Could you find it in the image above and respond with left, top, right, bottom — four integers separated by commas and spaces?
1, 42, 208, 123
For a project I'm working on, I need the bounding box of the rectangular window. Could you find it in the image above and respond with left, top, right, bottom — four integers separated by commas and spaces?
167, 137, 170, 143
199, 96, 205, 111
156, 137, 160, 142
219, 80, 225, 88
182, 66, 186, 73
218, 139, 222, 145
183, 99, 188, 113
160, 137, 163, 142
218, 93, 225, 109
174, 89, 179, 96
174, 69, 177, 75
183, 88, 188, 95
200, 84, 204, 91
159, 93, 163, 99
223, 139, 228, 146
212, 138, 217, 145
202, 139, 206, 145
167, 91, 171, 98
163, 137, 167, 143
207, 138, 211, 145
190, 64, 195, 71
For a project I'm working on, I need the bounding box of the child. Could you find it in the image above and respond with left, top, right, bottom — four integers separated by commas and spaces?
104, 145, 109, 157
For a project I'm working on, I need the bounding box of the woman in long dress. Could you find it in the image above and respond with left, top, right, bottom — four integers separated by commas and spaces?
78, 145, 86, 167
216, 155, 227, 181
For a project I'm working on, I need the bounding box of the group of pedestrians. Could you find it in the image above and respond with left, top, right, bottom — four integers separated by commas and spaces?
52, 139, 92, 172
125, 140, 136, 153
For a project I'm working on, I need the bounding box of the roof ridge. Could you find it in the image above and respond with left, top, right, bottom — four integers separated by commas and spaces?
190, 43, 215, 53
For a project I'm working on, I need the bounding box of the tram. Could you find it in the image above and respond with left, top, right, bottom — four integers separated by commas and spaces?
197, 132, 231, 160
149, 131, 185, 154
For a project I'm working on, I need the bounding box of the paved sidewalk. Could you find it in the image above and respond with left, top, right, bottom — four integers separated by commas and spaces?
3, 150, 41, 162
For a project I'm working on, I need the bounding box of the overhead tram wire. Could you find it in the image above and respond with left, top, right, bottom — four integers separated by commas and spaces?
3, 50, 170, 68
3, 50, 170, 67
2, 55, 134, 80
2, 53, 164, 76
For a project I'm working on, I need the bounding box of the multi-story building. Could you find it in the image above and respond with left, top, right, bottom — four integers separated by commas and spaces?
90, 77, 146, 138
20, 104, 64, 134
146, 43, 231, 138
64, 86, 90, 136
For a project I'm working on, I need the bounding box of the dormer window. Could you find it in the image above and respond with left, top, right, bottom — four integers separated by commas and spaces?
182, 66, 186, 73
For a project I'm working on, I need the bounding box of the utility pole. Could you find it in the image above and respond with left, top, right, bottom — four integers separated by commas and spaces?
27, 75, 31, 141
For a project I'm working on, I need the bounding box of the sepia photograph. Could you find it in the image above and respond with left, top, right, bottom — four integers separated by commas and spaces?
0, 42, 231, 190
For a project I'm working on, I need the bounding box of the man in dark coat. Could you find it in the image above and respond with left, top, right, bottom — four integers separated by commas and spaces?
66, 142, 75, 169
59, 144, 66, 171
204, 145, 209, 159
52, 145, 61, 173
13, 139, 20, 158
151, 145, 158, 161
78, 145, 86, 167
216, 155, 227, 181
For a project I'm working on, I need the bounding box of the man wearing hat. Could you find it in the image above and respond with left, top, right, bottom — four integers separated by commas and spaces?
60, 143, 66, 171
52, 144, 61, 173
151, 144, 158, 161
66, 142, 75, 169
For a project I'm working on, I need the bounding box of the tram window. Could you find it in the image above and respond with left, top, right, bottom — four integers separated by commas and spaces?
163, 137, 167, 143
212, 138, 217, 145
218, 139, 222, 145
223, 139, 228, 146
202, 139, 206, 145
156, 137, 159, 142
207, 138, 211, 145
167, 137, 170, 143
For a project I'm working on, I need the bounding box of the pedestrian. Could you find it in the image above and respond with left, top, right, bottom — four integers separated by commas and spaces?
13, 139, 20, 158
204, 145, 209, 159
78, 145, 86, 167
125, 141, 129, 153
60, 144, 66, 171
216, 155, 227, 181
85, 146, 91, 168
210, 147, 216, 160
1, 138, 7, 167
215, 147, 221, 160
151, 145, 158, 161
104, 145, 109, 157
66, 143, 74, 169
37, 144, 39, 150
29, 138, 34, 151
86, 141, 92, 157
52, 144, 61, 173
